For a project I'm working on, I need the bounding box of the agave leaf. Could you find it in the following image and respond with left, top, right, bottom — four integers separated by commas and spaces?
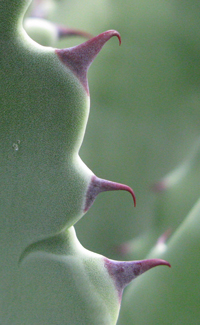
118, 198, 200, 324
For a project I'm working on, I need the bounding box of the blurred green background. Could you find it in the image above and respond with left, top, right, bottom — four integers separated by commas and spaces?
27, 0, 200, 323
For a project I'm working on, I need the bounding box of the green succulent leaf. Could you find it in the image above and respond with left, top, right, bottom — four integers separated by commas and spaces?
118, 198, 200, 324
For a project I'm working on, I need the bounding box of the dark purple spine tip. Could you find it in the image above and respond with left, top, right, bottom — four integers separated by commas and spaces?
104, 258, 171, 300
84, 175, 136, 213
108, 30, 121, 45
145, 258, 171, 269
121, 184, 136, 207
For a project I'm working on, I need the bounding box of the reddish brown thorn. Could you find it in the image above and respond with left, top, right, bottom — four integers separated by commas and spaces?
84, 175, 136, 213
57, 25, 93, 40
55, 30, 121, 94
104, 258, 171, 300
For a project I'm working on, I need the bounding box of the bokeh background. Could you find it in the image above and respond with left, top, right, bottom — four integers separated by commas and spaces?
26, 0, 200, 323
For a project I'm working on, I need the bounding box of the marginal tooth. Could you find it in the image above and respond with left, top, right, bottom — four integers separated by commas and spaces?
55, 30, 121, 94
104, 258, 171, 300
84, 175, 136, 213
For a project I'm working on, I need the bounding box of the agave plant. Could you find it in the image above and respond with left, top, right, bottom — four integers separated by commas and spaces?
0, 0, 171, 324
1, 0, 200, 324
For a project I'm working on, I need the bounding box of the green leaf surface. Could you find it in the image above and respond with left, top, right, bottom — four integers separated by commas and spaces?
118, 198, 200, 324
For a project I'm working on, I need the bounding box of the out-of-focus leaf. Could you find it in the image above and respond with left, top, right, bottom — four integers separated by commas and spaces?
118, 198, 200, 324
